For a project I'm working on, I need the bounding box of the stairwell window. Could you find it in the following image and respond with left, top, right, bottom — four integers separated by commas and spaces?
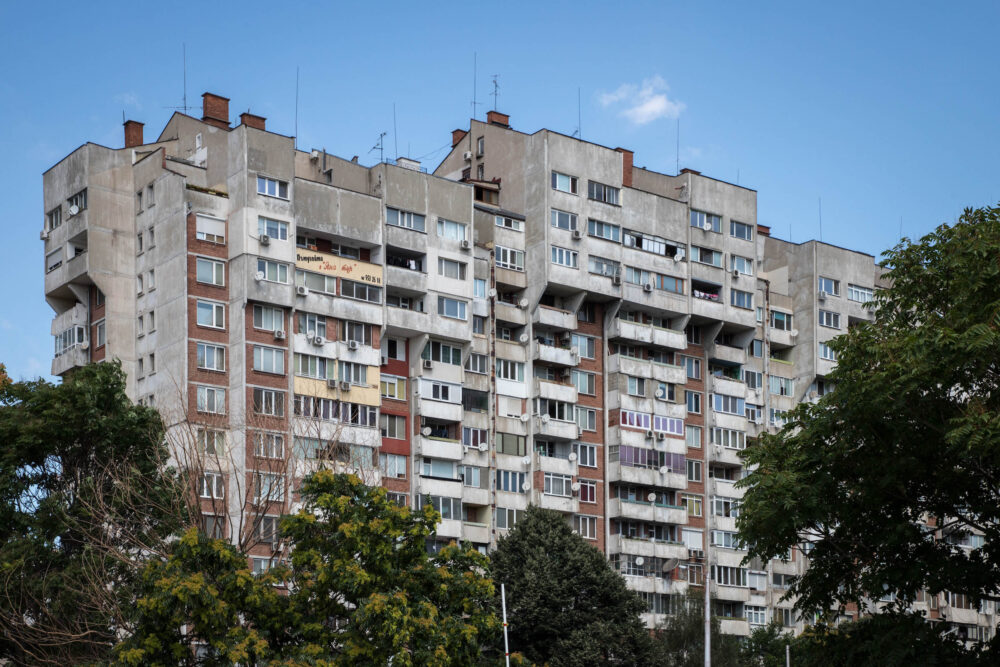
551, 171, 578, 194
257, 176, 289, 199
587, 180, 620, 205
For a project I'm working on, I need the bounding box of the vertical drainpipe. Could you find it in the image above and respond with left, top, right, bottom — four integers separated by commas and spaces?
488, 243, 499, 550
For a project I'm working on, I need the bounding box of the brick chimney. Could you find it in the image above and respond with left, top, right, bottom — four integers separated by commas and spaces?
680, 167, 701, 176
451, 128, 468, 147
486, 110, 509, 128
123, 120, 144, 149
616, 147, 634, 188
239, 112, 266, 131
201, 92, 230, 129
757, 224, 771, 237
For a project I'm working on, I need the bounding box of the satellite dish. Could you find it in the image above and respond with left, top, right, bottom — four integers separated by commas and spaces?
571, 482, 581, 492
673, 251, 684, 262
68, 204, 80, 217
654, 387, 666, 399
477, 442, 488, 452
520, 413, 530, 423
518, 298, 529, 309
568, 452, 578, 462
488, 288, 497, 298
519, 333, 529, 343
254, 271, 265, 281
647, 492, 657, 502
541, 414, 550, 424
521, 481, 530, 492
421, 426, 432, 436
658, 466, 669, 475
521, 456, 531, 466
662, 558, 680, 572
635, 556, 645, 566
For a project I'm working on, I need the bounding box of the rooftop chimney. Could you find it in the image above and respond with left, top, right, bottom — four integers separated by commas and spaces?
239, 111, 266, 131
123, 120, 144, 149
615, 148, 634, 188
201, 92, 230, 129
486, 110, 509, 128
452, 128, 468, 147
757, 224, 771, 237
680, 168, 701, 176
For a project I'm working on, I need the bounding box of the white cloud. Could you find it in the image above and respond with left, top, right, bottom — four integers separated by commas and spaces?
114, 92, 141, 110
599, 75, 684, 126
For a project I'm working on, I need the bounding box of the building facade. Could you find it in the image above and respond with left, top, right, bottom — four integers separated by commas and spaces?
44, 94, 986, 639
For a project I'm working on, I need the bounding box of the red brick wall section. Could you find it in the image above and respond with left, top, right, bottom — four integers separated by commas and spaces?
616, 148, 634, 188
202, 93, 230, 130
576, 302, 607, 552
124, 120, 144, 148
239, 112, 266, 131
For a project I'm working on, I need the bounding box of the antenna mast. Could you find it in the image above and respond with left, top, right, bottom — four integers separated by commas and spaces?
183, 43, 187, 114
818, 197, 823, 242
676, 117, 680, 174
369, 132, 387, 164
393, 103, 399, 159
491, 75, 499, 111
294, 66, 300, 150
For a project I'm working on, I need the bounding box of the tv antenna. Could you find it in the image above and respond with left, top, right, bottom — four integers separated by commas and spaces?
491, 74, 499, 110
369, 132, 387, 164
572, 87, 582, 138
162, 43, 196, 114
471, 52, 483, 118
818, 197, 823, 242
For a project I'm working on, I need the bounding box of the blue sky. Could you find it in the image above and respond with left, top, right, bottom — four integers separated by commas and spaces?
2, 1, 998, 381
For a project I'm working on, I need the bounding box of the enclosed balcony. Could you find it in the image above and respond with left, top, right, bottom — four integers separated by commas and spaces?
532, 340, 578, 367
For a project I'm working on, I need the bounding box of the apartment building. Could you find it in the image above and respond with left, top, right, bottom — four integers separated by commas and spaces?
45, 95, 989, 640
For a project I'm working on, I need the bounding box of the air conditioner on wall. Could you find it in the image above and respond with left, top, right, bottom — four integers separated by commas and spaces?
572, 229, 583, 240
260, 234, 270, 246
273, 330, 286, 340
312, 335, 325, 346
348, 340, 360, 350
296, 285, 309, 296
423, 359, 433, 370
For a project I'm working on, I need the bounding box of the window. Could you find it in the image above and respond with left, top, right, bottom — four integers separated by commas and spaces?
196, 215, 226, 244
550, 246, 578, 268
343, 403, 379, 428
293, 313, 325, 338
385, 338, 406, 361
67, 189, 87, 211
379, 453, 407, 479
295, 270, 337, 295
730, 220, 753, 240
47, 207, 61, 231
686, 391, 702, 414
730, 289, 753, 309
627, 376, 646, 397
819, 342, 838, 361
437, 296, 468, 320
848, 283, 873, 303
417, 495, 462, 520
380, 414, 406, 439
496, 470, 526, 493
458, 465, 482, 488
137, 315, 144, 337
687, 459, 702, 482
197, 343, 226, 371
571, 370, 596, 395
253, 305, 283, 332
197, 428, 226, 455
768, 376, 794, 397
253, 346, 284, 375
137, 358, 144, 378
465, 353, 488, 374
380, 375, 406, 400
386, 207, 426, 232
196, 258, 225, 286
339, 361, 368, 385
253, 388, 285, 417
257, 258, 288, 284
575, 407, 598, 432
681, 494, 703, 517
656, 274, 684, 294
770, 310, 793, 331
495, 507, 522, 529
550, 209, 578, 230
495, 245, 524, 271
257, 176, 289, 199
254, 433, 284, 459
682, 356, 701, 379
575, 514, 598, 539
341, 279, 381, 303
588, 219, 620, 242
686, 425, 702, 448
437, 218, 467, 241
551, 171, 578, 194
197, 386, 226, 414
574, 442, 597, 467
587, 180, 620, 205
202, 514, 226, 539
714, 566, 748, 587
258, 217, 289, 240
713, 393, 746, 416
45, 249, 63, 273
690, 246, 723, 267
731, 255, 754, 275
341, 320, 373, 346
748, 339, 763, 358
691, 210, 721, 232
818, 276, 840, 296
253, 472, 285, 503
196, 300, 225, 329
620, 410, 651, 430
711, 428, 746, 450
496, 433, 526, 456
434, 258, 467, 282
422, 340, 462, 365
473, 278, 487, 299
199, 472, 224, 499
712, 530, 744, 550
544, 473, 573, 497
429, 381, 458, 402
496, 359, 525, 382
571, 334, 596, 359
625, 266, 651, 286
96, 321, 106, 347
136, 231, 144, 252
294, 353, 333, 380
147, 270, 155, 291
713, 496, 741, 518
495, 215, 523, 231
136, 274, 143, 294
588, 255, 620, 277
476, 136, 485, 155
257, 516, 280, 544
818, 310, 841, 329
686, 325, 702, 345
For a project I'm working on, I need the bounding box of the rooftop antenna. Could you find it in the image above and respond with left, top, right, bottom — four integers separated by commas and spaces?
162, 43, 195, 114
675, 117, 680, 175
369, 131, 387, 164
294, 66, 299, 150
491, 74, 499, 111
572, 87, 582, 138
393, 103, 399, 159
818, 197, 823, 242
471, 52, 483, 119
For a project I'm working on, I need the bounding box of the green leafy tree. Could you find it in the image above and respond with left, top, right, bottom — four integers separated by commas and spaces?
741, 621, 792, 667
738, 206, 1000, 615
0, 362, 188, 665
490, 505, 653, 666
649, 592, 742, 667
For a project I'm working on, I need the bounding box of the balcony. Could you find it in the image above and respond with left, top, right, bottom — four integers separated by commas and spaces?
462, 486, 490, 506
714, 586, 751, 603
537, 453, 578, 477
495, 302, 528, 326
610, 319, 652, 344
386, 306, 429, 335
711, 375, 746, 398
709, 344, 746, 366
385, 264, 427, 294
711, 411, 748, 432
608, 498, 688, 525
532, 341, 577, 367
435, 518, 463, 540
329, 296, 384, 327
606, 535, 688, 561
461, 522, 490, 544
652, 326, 687, 350
652, 362, 686, 385
769, 327, 796, 349
419, 436, 463, 460
719, 618, 751, 636
417, 475, 463, 499
535, 416, 578, 441
533, 378, 578, 403
608, 462, 687, 490
496, 339, 527, 362
52, 344, 89, 376
495, 266, 527, 290
537, 492, 578, 514
533, 305, 577, 331
416, 398, 463, 422
385, 224, 428, 252
50, 302, 88, 335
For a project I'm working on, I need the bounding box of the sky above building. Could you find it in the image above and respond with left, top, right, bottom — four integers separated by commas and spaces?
2, 1, 998, 381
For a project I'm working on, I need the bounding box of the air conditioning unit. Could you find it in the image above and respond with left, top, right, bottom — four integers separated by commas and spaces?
461, 239, 471, 250
260, 234, 270, 246
422, 359, 433, 370
732, 269, 740, 278
643, 283, 653, 293
571, 229, 583, 240
611, 274, 622, 286
688, 549, 705, 561
463, 151, 473, 161
348, 340, 360, 350
657, 432, 666, 441
273, 329, 286, 340
254, 271, 265, 282
312, 335, 325, 346
326, 378, 338, 389
310, 149, 321, 161
339, 380, 352, 391
754, 416, 764, 425
381, 355, 388, 365
645, 430, 655, 439
40, 230, 49, 241
818, 290, 827, 301
296, 285, 309, 296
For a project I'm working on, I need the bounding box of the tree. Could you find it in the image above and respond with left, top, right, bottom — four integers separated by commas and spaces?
738, 206, 1000, 615
0, 362, 188, 665
741, 621, 792, 667
649, 592, 742, 667
490, 505, 653, 666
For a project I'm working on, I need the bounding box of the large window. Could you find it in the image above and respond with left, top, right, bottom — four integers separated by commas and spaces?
551, 171, 578, 194
253, 472, 285, 503
341, 320, 373, 345
196, 258, 225, 286
496, 359, 525, 382
257, 176, 288, 199
253, 346, 284, 375
196, 300, 225, 328
339, 361, 368, 385
197, 343, 225, 371
380, 414, 406, 439
380, 375, 406, 400
199, 472, 225, 499
588, 219, 620, 242
770, 310, 793, 331
818, 310, 841, 329
295, 269, 337, 295
588, 256, 620, 277
571, 370, 596, 395
713, 566, 748, 587
551, 246, 578, 268
254, 305, 284, 332
574, 442, 597, 467
496, 433, 526, 456
848, 283, 873, 303
341, 280, 381, 303
690, 246, 723, 267
819, 342, 838, 361
258, 217, 288, 240
818, 276, 840, 296
257, 258, 288, 284
253, 388, 285, 417
730, 289, 753, 310
495, 215, 523, 231
495, 245, 524, 271
691, 210, 722, 233
422, 340, 462, 365
379, 453, 407, 478
571, 334, 596, 359
713, 393, 746, 416
550, 209, 578, 230
544, 473, 573, 497
437, 218, 467, 241
711, 428, 746, 450
437, 257, 467, 280
730, 220, 753, 240
575, 407, 597, 432
254, 433, 284, 458
197, 386, 225, 414
588, 180, 620, 205
437, 296, 468, 320
386, 207, 426, 232
497, 470, 526, 493
418, 495, 461, 520
295, 353, 333, 380
731, 255, 754, 275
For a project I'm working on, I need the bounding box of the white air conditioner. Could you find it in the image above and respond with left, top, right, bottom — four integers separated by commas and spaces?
348, 340, 360, 351
463, 151, 473, 161
296, 285, 309, 296
461, 239, 471, 250
40, 230, 49, 241
732, 269, 740, 278
611, 274, 622, 286
571, 229, 583, 240
656, 432, 666, 441
260, 234, 270, 246
422, 359, 433, 370
477, 442, 488, 452
818, 290, 827, 301
68, 204, 80, 217
645, 430, 655, 439
339, 380, 352, 391
312, 335, 326, 346
326, 378, 338, 389
273, 329, 286, 340
643, 283, 653, 293
688, 549, 705, 561
254, 271, 265, 282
